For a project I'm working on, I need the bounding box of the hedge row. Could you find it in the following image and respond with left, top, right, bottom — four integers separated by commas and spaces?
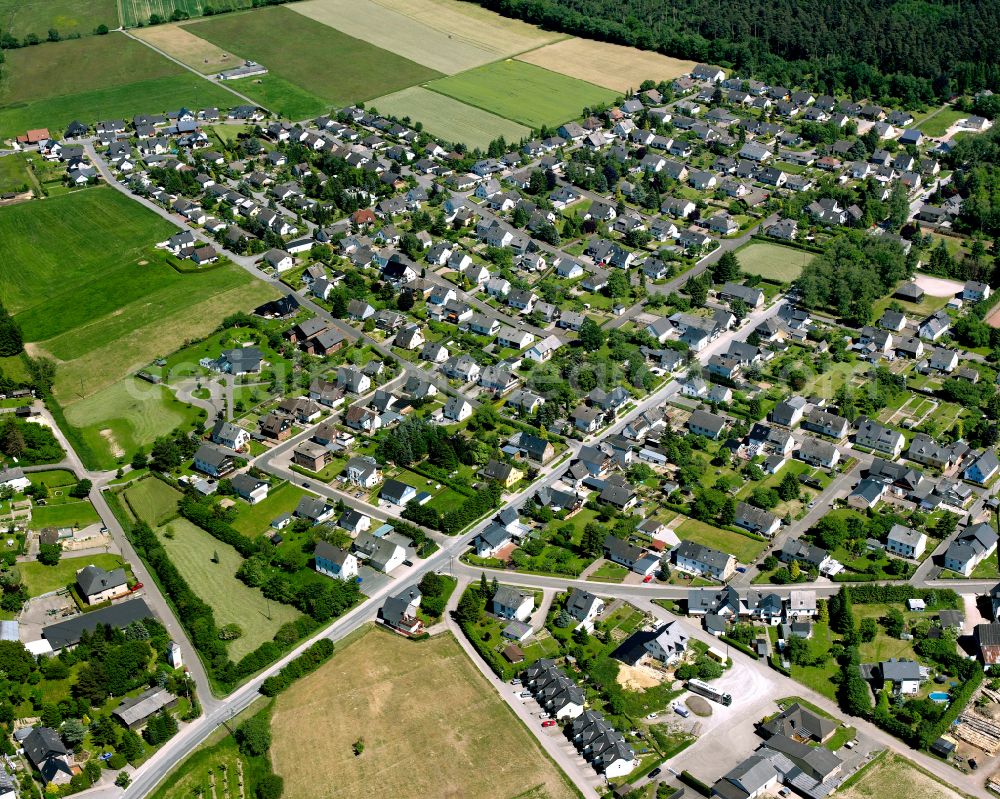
679, 770, 712, 797
849, 584, 959, 608
719, 635, 759, 660
260, 638, 335, 696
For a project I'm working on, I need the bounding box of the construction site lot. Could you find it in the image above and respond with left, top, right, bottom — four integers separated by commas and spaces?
131, 23, 242, 74
515, 37, 695, 93
269, 628, 578, 799
836, 752, 965, 799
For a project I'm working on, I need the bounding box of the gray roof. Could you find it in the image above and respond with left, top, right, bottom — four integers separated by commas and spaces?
113, 687, 176, 726
43, 598, 153, 649
493, 584, 529, 609
76, 564, 128, 596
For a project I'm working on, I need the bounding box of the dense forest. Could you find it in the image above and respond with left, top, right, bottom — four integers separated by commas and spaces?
466, 0, 1000, 103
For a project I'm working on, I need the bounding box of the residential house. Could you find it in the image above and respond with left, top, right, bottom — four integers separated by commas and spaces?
193, 444, 233, 477
314, 541, 359, 581
802, 408, 849, 439
493, 585, 533, 621
943, 523, 998, 576
886, 524, 927, 559
76, 565, 129, 605
380, 479, 417, 506
854, 417, 905, 457
674, 540, 736, 580
734, 502, 781, 536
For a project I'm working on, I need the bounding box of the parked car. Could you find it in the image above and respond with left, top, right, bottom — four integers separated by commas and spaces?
519, 691, 532, 698
648, 767, 661, 779
844, 740, 857, 749
643, 574, 653, 583
541, 720, 556, 728
970, 758, 979, 771
510, 678, 521, 685
673, 703, 690, 718
646, 712, 657, 720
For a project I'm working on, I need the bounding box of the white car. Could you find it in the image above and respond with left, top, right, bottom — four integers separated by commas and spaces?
646, 712, 658, 720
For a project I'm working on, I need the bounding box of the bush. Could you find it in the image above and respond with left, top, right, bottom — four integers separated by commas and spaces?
235, 715, 271, 757
256, 774, 283, 799
107, 753, 127, 769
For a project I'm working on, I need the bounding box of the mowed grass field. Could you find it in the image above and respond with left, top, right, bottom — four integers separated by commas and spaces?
736, 241, 815, 283
131, 23, 241, 74
158, 518, 301, 661
28, 500, 101, 531
914, 106, 966, 137
837, 753, 963, 799
122, 477, 182, 527
120, 0, 252, 28
230, 482, 305, 537
517, 38, 695, 93
426, 59, 618, 129
183, 7, 442, 110
291, 0, 502, 74
0, 33, 243, 141
0, 0, 118, 40
0, 152, 34, 194
270, 630, 578, 799
371, 86, 530, 149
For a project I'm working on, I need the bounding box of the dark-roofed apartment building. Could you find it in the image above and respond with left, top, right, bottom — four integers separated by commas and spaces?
673, 540, 736, 580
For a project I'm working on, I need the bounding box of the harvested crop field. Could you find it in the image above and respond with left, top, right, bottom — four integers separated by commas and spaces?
371, 86, 530, 149
427, 59, 618, 129
131, 23, 241, 74
183, 6, 442, 107
291, 0, 498, 74
157, 517, 301, 661
271, 629, 577, 799
836, 753, 962, 799
517, 38, 695, 93
370, 0, 561, 56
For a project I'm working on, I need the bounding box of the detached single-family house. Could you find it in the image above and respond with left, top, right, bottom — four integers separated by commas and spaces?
76, 565, 129, 605
314, 541, 359, 581
886, 524, 927, 559
943, 523, 998, 576
492, 585, 533, 621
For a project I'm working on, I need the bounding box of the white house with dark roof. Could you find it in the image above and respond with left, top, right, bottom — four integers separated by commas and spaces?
885, 524, 927, 559
944, 523, 998, 576
492, 585, 533, 621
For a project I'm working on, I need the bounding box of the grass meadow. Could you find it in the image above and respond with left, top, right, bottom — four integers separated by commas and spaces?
28, 500, 101, 531
183, 7, 442, 108
837, 753, 963, 799
270, 630, 578, 799
370, 86, 530, 149
735, 241, 815, 283
0, 152, 33, 193
122, 477, 183, 527
0, 0, 118, 40
0, 33, 242, 140
426, 59, 617, 129
230, 482, 305, 537
221, 73, 328, 120
158, 517, 301, 660
913, 106, 966, 137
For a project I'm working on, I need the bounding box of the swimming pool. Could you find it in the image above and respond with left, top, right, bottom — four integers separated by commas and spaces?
929, 692, 950, 702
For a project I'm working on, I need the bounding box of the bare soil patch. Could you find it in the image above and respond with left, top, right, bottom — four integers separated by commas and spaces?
516, 37, 695, 93
912, 272, 964, 297
617, 662, 663, 690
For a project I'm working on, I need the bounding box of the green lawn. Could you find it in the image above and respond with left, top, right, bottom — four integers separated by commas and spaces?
219, 72, 329, 120
369, 86, 531, 150
122, 477, 183, 527
0, 33, 243, 140
735, 241, 815, 283
789, 621, 839, 701
0, 0, 119, 40
871, 287, 950, 321
676, 517, 767, 563
27, 469, 78, 490
588, 561, 629, 583
0, 152, 34, 194
19, 553, 127, 597
231, 482, 305, 537
184, 6, 442, 108
914, 106, 966, 137
29, 500, 101, 530
158, 517, 301, 660
425, 59, 618, 129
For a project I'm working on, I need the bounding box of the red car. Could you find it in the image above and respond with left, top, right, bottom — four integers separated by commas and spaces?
643, 574, 653, 583
541, 720, 557, 728
131, 582, 143, 591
